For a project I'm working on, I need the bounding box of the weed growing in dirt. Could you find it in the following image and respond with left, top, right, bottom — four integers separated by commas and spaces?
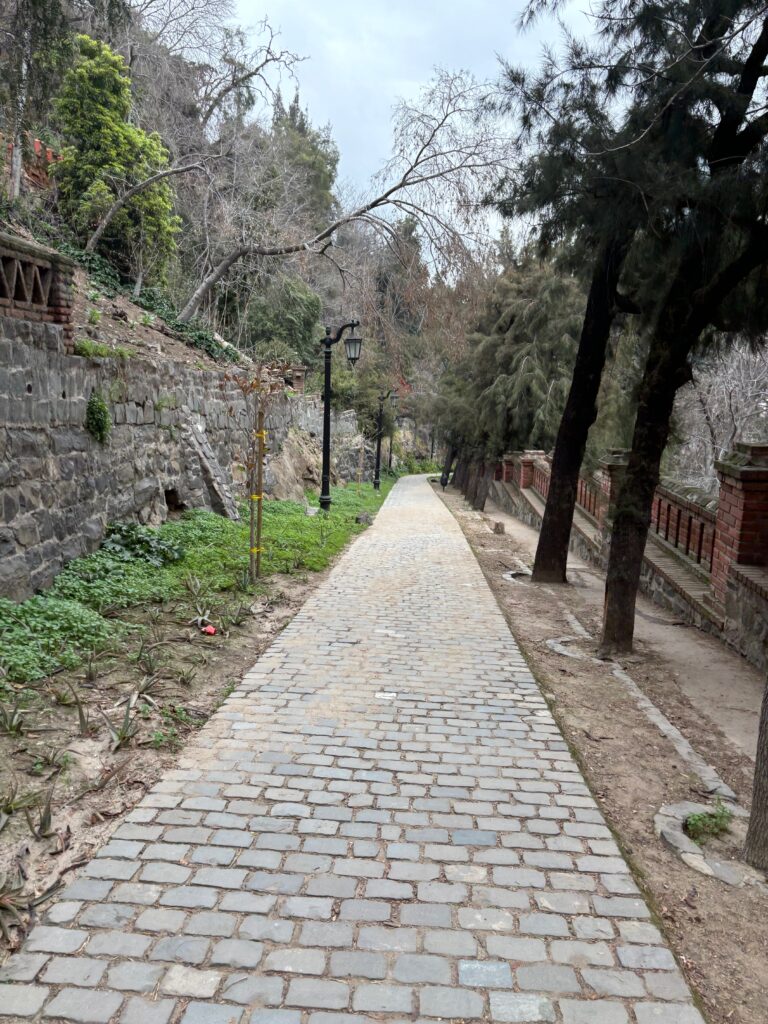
685, 801, 733, 843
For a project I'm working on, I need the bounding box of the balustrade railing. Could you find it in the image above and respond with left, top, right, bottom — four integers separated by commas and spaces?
651, 486, 716, 571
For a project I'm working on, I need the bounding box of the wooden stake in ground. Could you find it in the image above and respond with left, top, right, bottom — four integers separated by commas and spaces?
223, 362, 289, 587
256, 407, 265, 579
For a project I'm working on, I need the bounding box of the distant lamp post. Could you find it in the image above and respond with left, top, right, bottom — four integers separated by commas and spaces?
320, 319, 362, 512
374, 389, 398, 491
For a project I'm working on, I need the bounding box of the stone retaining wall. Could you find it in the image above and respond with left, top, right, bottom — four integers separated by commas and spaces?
0, 314, 358, 601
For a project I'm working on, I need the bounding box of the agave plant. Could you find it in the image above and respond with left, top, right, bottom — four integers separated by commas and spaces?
99, 703, 139, 753
24, 788, 55, 840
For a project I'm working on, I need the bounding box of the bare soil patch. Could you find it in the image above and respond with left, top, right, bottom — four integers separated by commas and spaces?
438, 483, 768, 1024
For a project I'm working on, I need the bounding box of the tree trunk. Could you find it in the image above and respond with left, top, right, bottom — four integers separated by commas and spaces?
600, 335, 692, 654
9, 131, 23, 200
440, 446, 456, 487
744, 681, 768, 871
532, 230, 634, 583
473, 467, 491, 511
85, 162, 204, 254
177, 246, 250, 323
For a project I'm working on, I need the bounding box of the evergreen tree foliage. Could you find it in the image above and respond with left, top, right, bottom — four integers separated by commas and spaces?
435, 260, 586, 458
53, 35, 180, 282
272, 90, 340, 232
0, 0, 127, 196
241, 276, 322, 366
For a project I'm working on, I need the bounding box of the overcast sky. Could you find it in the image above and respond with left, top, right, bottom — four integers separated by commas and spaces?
236, 1, 589, 191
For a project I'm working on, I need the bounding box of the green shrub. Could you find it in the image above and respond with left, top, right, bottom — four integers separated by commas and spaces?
103, 522, 183, 567
684, 801, 733, 843
85, 390, 111, 443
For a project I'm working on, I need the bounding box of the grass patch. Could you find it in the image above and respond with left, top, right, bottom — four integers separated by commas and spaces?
0, 481, 392, 683
684, 801, 733, 844
74, 338, 132, 359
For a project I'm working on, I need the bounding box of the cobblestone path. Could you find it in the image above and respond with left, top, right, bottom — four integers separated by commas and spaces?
1, 476, 705, 1024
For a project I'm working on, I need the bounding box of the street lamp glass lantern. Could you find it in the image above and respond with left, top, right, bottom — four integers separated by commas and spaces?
390, 390, 399, 408
344, 331, 362, 365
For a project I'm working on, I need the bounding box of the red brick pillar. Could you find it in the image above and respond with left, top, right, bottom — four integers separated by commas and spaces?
711, 444, 768, 607
519, 451, 543, 489
501, 453, 515, 483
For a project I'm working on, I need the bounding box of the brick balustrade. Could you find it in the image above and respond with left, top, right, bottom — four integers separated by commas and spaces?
711, 443, 768, 608
498, 443, 768, 613
0, 231, 75, 347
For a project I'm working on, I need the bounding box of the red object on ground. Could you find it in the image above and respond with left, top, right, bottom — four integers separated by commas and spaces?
201, 625, 217, 635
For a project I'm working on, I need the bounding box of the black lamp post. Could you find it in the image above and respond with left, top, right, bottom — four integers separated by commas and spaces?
373, 389, 398, 491
320, 320, 362, 512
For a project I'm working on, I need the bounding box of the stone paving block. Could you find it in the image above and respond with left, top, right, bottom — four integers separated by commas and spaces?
222, 893, 277, 914
240, 916, 295, 943
285, 978, 350, 1009
161, 964, 223, 998
486, 935, 547, 961
459, 959, 513, 987
120, 997, 177, 1024
45, 901, 82, 924
644, 972, 691, 1001
400, 903, 452, 927
551, 939, 614, 966
79, 903, 137, 929
151, 935, 211, 964
107, 960, 166, 992
458, 906, 516, 931
210, 938, 265, 968
560, 1000, 629, 1023
357, 926, 418, 951
392, 953, 452, 984
41, 955, 107, 987
593, 895, 650, 918
329, 951, 387, 980
582, 968, 646, 998
185, 911, 238, 936
0, 984, 49, 1017
264, 948, 326, 974
633, 1004, 706, 1023
419, 985, 484, 1019
617, 945, 677, 970
135, 908, 187, 932
489, 992, 556, 1022
339, 899, 390, 921
0, 953, 49, 982
516, 964, 581, 993
281, 896, 334, 919
42, 987, 124, 1022
222, 975, 285, 1006
160, 885, 218, 908
352, 983, 413, 1012
180, 1002, 244, 1024
25, 926, 87, 953
423, 929, 477, 956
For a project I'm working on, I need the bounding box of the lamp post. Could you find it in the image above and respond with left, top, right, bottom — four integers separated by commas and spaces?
374, 389, 398, 491
320, 320, 362, 512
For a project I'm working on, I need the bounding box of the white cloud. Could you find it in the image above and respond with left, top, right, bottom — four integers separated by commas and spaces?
236, 0, 590, 190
